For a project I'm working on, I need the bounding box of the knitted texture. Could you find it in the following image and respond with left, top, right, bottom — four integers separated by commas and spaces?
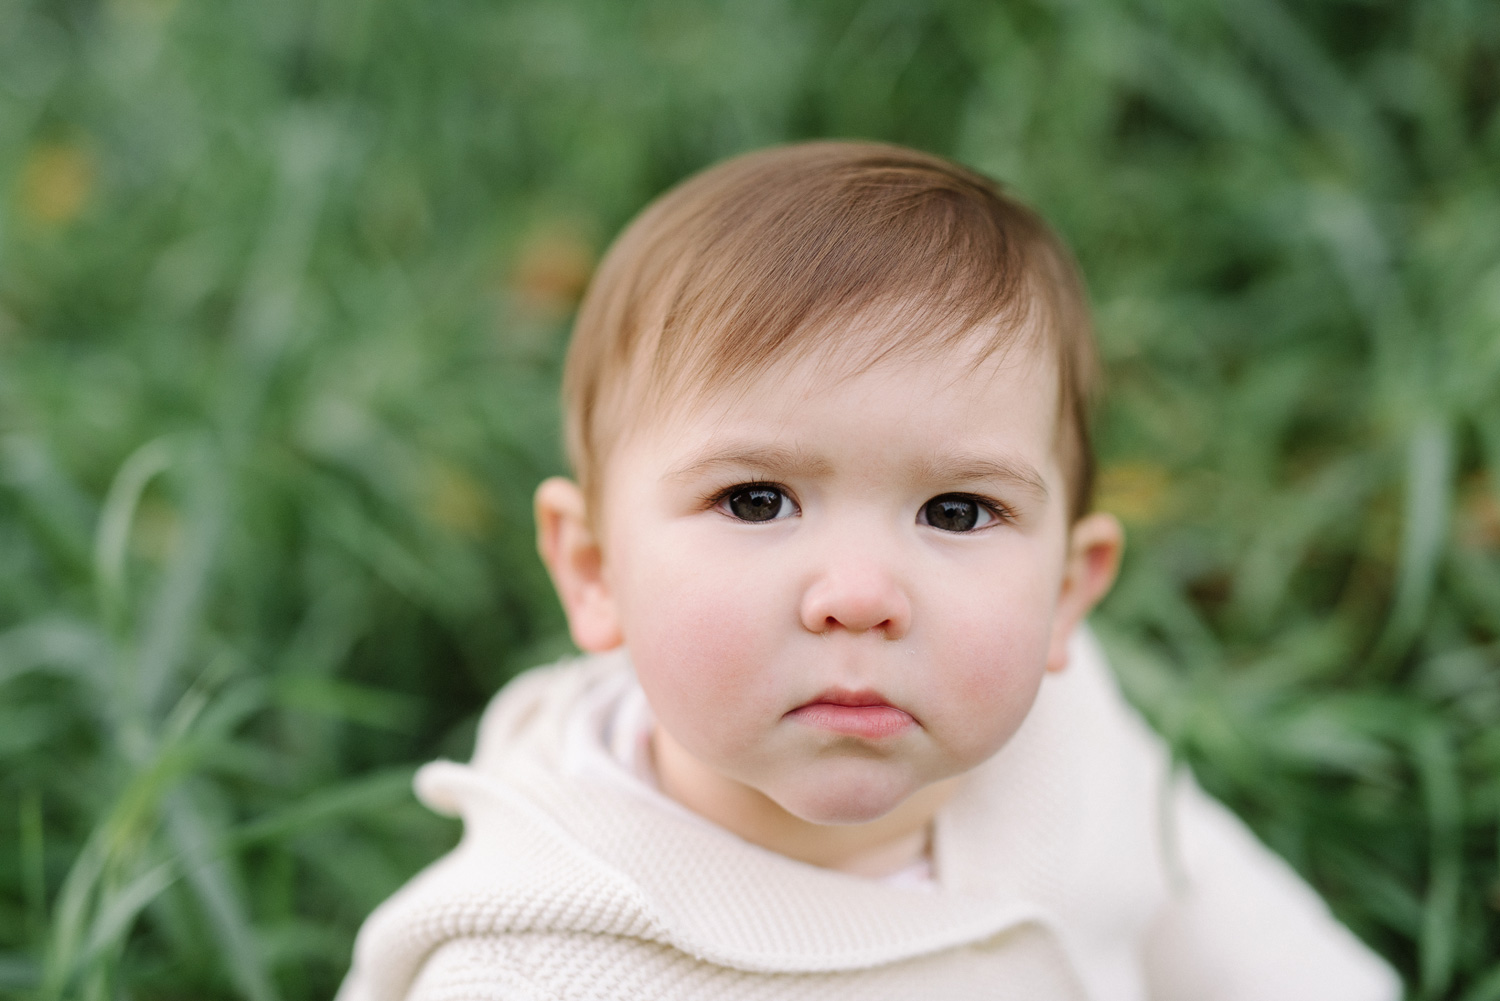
407, 929, 1087, 1001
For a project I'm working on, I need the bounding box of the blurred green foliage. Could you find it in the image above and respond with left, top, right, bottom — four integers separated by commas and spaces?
0, 0, 1497, 996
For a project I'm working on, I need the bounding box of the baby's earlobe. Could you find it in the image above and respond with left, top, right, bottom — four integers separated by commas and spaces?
1066, 512, 1124, 608
1046, 513, 1125, 671
534, 477, 623, 652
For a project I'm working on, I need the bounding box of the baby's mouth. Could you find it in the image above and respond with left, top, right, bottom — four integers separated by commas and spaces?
785, 689, 916, 740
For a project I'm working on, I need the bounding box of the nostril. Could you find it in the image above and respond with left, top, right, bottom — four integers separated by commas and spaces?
824, 615, 895, 634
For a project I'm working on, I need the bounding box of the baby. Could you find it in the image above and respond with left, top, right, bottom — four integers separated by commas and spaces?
338, 142, 1399, 1000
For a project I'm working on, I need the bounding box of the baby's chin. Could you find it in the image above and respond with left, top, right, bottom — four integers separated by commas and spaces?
765, 764, 930, 826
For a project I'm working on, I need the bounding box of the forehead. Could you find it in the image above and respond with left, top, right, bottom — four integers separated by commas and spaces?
652, 304, 1056, 427
618, 314, 1064, 469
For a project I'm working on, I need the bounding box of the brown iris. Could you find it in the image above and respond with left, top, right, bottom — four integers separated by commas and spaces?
728, 487, 786, 522
923, 495, 980, 532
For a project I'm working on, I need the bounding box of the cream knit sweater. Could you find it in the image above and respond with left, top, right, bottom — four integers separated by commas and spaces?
336, 630, 1399, 1001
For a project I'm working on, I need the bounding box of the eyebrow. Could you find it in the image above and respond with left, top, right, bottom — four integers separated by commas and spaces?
911, 452, 1050, 500
666, 443, 1046, 499
665, 443, 835, 483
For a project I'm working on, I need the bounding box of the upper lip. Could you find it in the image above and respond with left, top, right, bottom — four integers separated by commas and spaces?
800, 688, 896, 709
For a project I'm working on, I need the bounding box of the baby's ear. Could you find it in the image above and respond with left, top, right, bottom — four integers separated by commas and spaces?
1045, 512, 1124, 672
534, 477, 624, 652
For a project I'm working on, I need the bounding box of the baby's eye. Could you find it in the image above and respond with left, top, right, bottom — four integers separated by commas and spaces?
919, 494, 998, 533
721, 485, 797, 523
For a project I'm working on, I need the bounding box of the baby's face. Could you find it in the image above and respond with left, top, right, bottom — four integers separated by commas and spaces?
589, 335, 1086, 826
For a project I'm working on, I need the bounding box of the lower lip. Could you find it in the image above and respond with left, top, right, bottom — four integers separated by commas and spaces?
786, 703, 916, 739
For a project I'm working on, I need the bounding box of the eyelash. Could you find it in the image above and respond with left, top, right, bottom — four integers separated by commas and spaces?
924, 492, 1015, 531
707, 483, 1015, 530
707, 481, 799, 518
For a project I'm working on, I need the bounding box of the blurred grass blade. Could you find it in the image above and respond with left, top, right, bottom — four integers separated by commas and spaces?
45, 721, 211, 995
81, 861, 177, 967
20, 790, 46, 942
1461, 964, 1500, 1001
1235, 457, 1374, 630
1218, 0, 1400, 188
167, 792, 280, 1001
0, 617, 110, 688
230, 768, 418, 848
136, 440, 225, 718
43, 831, 109, 999
0, 953, 40, 991
1373, 419, 1454, 668
273, 675, 421, 732
1308, 186, 1415, 403
219, 109, 339, 451
1, 433, 96, 572
93, 438, 172, 629
1413, 719, 1462, 998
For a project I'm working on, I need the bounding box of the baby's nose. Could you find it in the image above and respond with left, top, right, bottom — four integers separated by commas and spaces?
798, 561, 911, 639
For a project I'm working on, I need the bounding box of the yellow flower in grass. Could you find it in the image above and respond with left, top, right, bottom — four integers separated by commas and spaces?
424, 460, 492, 538
1456, 474, 1500, 551
511, 223, 595, 319
17, 143, 94, 227
1095, 462, 1174, 526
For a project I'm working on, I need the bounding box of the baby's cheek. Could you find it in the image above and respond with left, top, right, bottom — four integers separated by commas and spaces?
927, 596, 1054, 761
624, 569, 779, 753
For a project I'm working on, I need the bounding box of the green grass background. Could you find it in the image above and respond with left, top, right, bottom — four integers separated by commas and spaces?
1, 0, 1498, 996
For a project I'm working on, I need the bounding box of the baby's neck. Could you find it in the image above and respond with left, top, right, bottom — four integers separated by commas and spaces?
650, 726, 957, 878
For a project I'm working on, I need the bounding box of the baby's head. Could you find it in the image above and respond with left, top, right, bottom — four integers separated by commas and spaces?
536, 142, 1122, 867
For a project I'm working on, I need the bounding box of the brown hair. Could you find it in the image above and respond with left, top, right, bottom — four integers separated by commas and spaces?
562, 140, 1100, 521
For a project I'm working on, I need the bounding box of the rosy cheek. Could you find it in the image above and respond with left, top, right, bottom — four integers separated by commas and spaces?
622, 557, 780, 753
923, 575, 1055, 756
